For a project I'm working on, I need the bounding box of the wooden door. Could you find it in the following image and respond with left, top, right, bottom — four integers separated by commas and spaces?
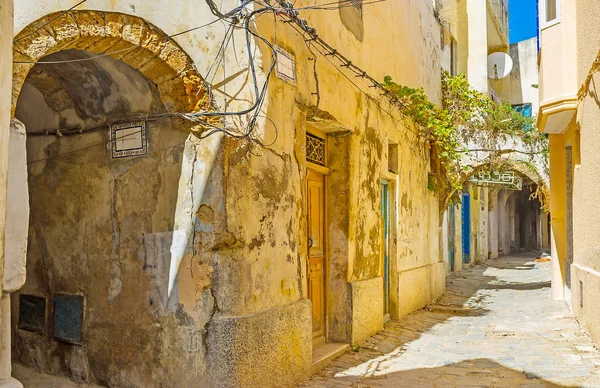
307, 169, 326, 347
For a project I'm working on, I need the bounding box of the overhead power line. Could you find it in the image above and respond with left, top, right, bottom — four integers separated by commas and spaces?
15, 0, 392, 144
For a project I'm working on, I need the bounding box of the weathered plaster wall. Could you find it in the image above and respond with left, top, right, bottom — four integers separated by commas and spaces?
12, 53, 209, 386
509, 38, 540, 115
9, 0, 449, 385
258, 0, 446, 338
326, 135, 351, 342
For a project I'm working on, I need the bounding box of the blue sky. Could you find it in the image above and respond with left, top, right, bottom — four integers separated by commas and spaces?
509, 0, 538, 43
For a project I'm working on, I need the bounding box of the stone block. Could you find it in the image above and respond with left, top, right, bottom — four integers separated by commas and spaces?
207, 299, 311, 388
349, 277, 383, 345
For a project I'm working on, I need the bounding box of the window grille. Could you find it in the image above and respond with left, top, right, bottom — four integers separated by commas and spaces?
306, 133, 326, 166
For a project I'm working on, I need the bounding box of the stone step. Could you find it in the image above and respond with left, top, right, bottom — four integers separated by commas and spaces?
311, 342, 350, 374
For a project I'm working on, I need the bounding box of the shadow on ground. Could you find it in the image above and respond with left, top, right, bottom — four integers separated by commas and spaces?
327, 358, 575, 388
324, 358, 575, 387
486, 280, 552, 291
301, 252, 592, 388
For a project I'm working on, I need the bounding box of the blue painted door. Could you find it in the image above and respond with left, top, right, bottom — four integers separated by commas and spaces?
461, 193, 471, 264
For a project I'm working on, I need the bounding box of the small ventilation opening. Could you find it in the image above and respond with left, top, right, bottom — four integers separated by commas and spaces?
388, 142, 398, 174
18, 294, 46, 333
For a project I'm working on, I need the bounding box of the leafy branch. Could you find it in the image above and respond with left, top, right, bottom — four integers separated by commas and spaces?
383, 71, 548, 213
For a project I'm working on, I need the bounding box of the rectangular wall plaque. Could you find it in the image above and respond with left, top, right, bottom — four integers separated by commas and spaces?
111, 121, 147, 158
53, 294, 84, 345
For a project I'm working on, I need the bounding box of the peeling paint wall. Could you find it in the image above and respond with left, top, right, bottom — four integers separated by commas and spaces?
12, 51, 208, 386
8, 0, 452, 386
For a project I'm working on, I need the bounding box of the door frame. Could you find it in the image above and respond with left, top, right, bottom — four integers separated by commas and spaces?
305, 127, 330, 347
380, 170, 397, 321
380, 179, 391, 323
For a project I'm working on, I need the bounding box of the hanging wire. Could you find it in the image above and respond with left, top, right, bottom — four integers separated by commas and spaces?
279, 10, 422, 140
18, 0, 393, 145
26, 118, 174, 165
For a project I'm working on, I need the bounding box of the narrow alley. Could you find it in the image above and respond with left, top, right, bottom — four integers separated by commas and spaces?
3, 0, 600, 387
302, 253, 600, 388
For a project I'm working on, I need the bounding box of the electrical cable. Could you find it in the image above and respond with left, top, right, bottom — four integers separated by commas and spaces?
294, 0, 385, 10
282, 14, 421, 140
18, 0, 392, 144
26, 121, 176, 165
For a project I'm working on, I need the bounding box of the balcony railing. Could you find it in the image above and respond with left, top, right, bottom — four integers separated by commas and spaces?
490, 0, 508, 34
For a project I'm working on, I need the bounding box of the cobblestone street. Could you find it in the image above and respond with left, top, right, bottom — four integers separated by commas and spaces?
302, 253, 600, 388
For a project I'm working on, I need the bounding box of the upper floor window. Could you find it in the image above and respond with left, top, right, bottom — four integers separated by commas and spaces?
542, 0, 560, 26
450, 38, 457, 76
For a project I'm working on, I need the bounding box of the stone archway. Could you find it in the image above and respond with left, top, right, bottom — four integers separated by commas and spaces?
11, 10, 212, 118
463, 158, 548, 258
4, 11, 221, 387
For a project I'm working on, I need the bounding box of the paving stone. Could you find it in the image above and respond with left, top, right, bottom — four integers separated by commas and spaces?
303, 254, 600, 387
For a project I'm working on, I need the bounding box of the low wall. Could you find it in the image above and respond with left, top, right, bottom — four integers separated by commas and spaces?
207, 299, 312, 388
349, 277, 383, 345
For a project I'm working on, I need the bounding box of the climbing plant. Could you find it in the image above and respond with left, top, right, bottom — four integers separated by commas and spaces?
383, 71, 548, 213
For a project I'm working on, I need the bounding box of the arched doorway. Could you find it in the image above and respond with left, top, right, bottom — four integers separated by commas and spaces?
9, 11, 217, 387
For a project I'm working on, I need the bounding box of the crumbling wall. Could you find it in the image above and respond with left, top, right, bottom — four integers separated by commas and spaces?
11, 51, 213, 387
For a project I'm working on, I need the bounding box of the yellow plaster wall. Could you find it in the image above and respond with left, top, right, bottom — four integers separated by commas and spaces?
548, 121, 579, 300
10, 0, 449, 384
538, 0, 578, 105
566, 0, 600, 353
257, 0, 446, 327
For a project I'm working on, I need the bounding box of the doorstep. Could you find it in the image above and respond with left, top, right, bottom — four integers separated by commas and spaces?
311, 342, 350, 374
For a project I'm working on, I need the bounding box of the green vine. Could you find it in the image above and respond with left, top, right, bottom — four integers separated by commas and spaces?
383, 71, 548, 213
